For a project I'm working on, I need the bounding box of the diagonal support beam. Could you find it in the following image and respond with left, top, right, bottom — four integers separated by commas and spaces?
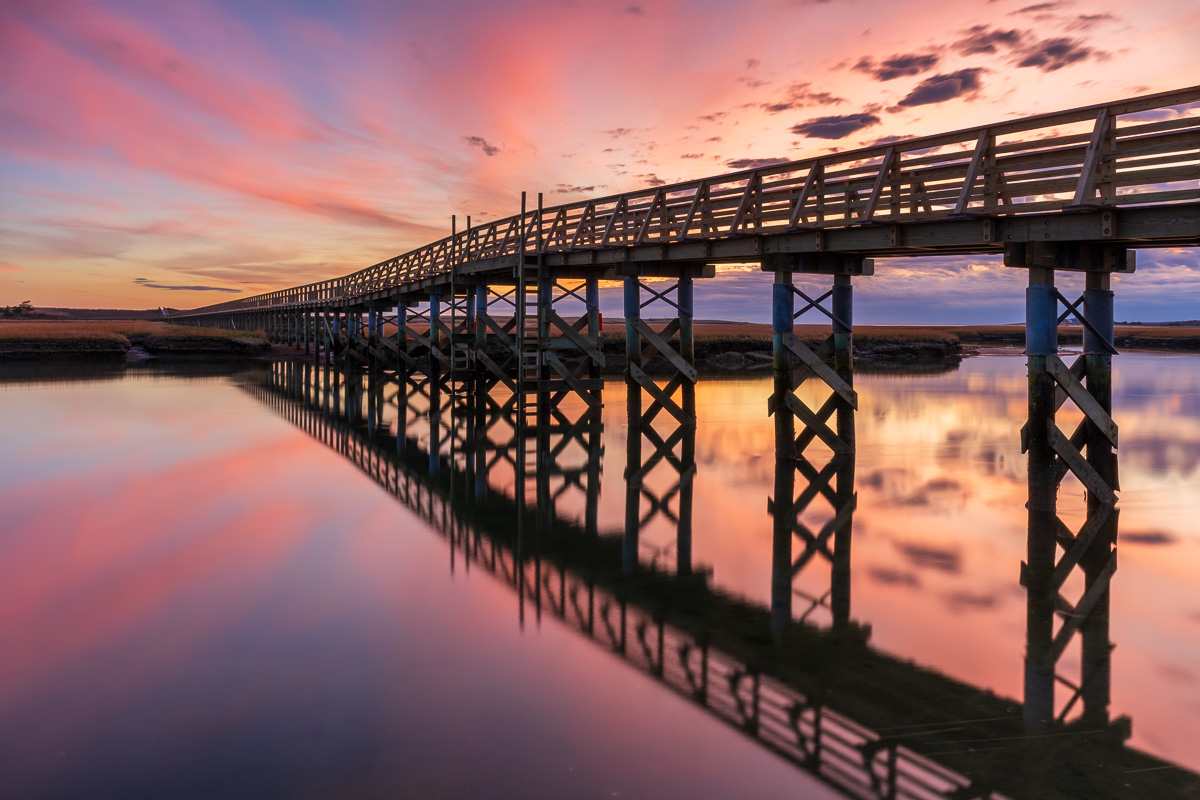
632, 317, 698, 383
1048, 423, 1117, 503
783, 335, 858, 409
1047, 355, 1118, 446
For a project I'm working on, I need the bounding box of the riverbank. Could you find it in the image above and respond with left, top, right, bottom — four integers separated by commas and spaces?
598, 322, 1200, 373
3, 319, 1197, 366
0, 322, 270, 361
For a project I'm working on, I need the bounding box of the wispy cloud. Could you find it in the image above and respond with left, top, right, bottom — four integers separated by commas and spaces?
464, 135, 500, 156
133, 278, 240, 293
761, 82, 846, 114
725, 157, 790, 170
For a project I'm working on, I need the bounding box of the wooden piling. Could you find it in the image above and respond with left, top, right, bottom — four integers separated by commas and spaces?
1024, 265, 1058, 734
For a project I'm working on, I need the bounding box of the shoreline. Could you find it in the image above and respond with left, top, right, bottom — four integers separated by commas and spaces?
0, 321, 271, 362
2, 321, 1197, 367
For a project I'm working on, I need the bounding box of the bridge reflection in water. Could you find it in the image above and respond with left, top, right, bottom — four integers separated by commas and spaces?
244, 360, 1197, 800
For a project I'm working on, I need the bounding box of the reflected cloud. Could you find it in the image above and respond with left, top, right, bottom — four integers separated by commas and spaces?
1121, 531, 1176, 546
1154, 660, 1198, 685
895, 541, 961, 573
943, 589, 999, 613
868, 566, 921, 587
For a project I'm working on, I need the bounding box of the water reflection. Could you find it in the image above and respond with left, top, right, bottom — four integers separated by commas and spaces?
771, 452, 856, 638
624, 385, 695, 577
246, 359, 1199, 799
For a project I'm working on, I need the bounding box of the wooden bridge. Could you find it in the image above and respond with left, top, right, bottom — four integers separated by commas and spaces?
173, 86, 1200, 796
170, 85, 1199, 315
241, 360, 1200, 800
169, 85, 1198, 438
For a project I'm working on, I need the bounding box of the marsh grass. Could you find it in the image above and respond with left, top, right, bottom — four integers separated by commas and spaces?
0, 322, 132, 342
599, 322, 960, 353
0, 321, 270, 360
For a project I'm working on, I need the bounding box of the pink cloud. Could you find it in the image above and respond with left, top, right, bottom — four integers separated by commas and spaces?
24, 1, 323, 145
2, 15, 432, 233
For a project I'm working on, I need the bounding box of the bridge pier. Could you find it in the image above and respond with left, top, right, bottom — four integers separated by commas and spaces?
764, 253, 868, 458
1011, 242, 1124, 737
763, 254, 864, 639
534, 269, 605, 409
622, 360, 698, 579
621, 263, 710, 428
619, 263, 706, 577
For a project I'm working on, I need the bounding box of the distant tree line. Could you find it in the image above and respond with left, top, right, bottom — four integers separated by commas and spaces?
2, 300, 34, 317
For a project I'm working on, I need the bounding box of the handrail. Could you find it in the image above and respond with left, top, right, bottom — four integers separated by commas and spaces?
171, 86, 1200, 318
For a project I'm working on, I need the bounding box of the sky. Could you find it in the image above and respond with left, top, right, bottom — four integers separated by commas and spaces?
1, 0, 1198, 322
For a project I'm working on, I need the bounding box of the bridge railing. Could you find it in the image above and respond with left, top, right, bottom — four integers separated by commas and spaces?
174, 86, 1199, 318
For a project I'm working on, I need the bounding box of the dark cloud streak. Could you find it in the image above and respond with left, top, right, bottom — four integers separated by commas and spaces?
893, 68, 985, 108
1015, 37, 1101, 71
854, 52, 941, 81
133, 278, 239, 293
725, 157, 790, 170
954, 25, 1024, 55
791, 113, 881, 139
464, 135, 499, 156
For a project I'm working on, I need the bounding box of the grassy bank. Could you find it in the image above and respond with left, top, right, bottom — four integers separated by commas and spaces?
590, 321, 1200, 372
0, 322, 271, 361
608, 321, 1200, 354
601, 322, 960, 365
942, 324, 1200, 351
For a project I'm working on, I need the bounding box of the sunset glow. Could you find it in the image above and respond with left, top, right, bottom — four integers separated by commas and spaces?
2, 0, 1198, 319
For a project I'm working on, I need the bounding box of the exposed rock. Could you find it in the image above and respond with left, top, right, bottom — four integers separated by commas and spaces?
707, 351, 748, 370
125, 345, 155, 362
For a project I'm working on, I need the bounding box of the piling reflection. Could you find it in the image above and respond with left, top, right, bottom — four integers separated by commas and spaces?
623, 381, 696, 577
771, 452, 857, 638
246, 360, 1198, 800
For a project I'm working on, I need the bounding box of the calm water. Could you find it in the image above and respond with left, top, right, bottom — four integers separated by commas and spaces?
1, 354, 1197, 799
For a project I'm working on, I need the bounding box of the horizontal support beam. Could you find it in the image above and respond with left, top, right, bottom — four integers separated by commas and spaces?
761, 253, 874, 275
615, 261, 716, 279
1004, 242, 1135, 273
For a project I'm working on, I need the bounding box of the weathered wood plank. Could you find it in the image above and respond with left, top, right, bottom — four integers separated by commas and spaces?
954, 131, 990, 214
783, 392, 851, 454
543, 352, 600, 407
1048, 423, 1117, 503
546, 309, 606, 366
1045, 549, 1117, 667
632, 317, 697, 383
1050, 503, 1115, 592
783, 335, 857, 408
629, 363, 692, 425
1047, 355, 1118, 446
860, 148, 895, 221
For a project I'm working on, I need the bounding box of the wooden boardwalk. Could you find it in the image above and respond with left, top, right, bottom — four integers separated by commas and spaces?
169, 85, 1199, 318
164, 86, 1200, 799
